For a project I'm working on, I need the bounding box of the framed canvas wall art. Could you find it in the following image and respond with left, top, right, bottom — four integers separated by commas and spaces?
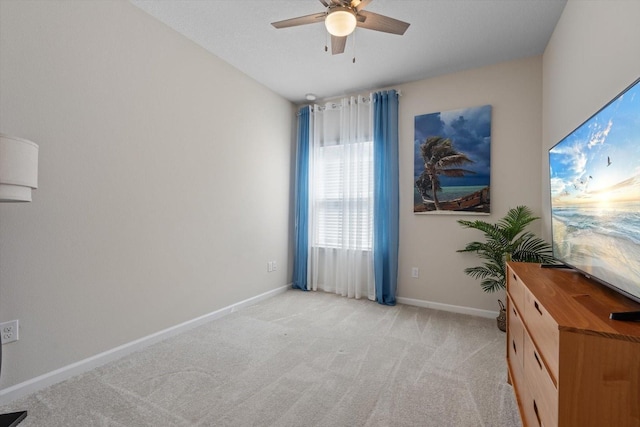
414, 105, 491, 214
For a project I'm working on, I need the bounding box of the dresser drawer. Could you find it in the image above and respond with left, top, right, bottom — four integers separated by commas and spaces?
507, 296, 524, 370
508, 267, 526, 314
524, 332, 558, 427
523, 287, 559, 383
518, 385, 541, 427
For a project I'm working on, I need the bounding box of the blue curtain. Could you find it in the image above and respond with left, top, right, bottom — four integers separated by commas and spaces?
373, 90, 399, 305
292, 106, 310, 290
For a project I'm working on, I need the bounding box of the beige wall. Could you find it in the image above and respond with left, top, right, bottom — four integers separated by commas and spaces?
395, 56, 544, 312
4, 0, 638, 396
541, 0, 640, 238
0, 0, 294, 389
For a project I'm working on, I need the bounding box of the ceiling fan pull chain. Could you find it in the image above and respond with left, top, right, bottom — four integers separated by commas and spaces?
325, 29, 329, 52
352, 29, 356, 63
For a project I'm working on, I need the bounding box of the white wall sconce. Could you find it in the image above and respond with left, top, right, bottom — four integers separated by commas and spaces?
0, 134, 39, 202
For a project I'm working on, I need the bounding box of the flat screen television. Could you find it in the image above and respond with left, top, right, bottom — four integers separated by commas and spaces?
548, 77, 640, 316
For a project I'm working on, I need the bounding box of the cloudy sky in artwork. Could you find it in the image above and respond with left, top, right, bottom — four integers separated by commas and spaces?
414, 104, 491, 186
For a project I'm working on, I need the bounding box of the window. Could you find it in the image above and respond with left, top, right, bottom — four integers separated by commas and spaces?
312, 140, 373, 250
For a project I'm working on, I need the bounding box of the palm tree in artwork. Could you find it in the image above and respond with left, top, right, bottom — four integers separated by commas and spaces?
415, 136, 475, 210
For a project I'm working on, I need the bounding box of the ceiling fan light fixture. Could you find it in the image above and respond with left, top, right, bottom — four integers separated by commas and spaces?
325, 7, 357, 37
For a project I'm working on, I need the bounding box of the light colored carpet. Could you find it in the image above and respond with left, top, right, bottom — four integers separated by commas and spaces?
0, 290, 522, 426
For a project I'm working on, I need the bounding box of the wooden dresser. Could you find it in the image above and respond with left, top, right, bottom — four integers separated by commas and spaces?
506, 262, 640, 427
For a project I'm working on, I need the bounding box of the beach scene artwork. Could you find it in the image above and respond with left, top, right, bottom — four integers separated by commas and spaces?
414, 105, 491, 214
549, 79, 640, 299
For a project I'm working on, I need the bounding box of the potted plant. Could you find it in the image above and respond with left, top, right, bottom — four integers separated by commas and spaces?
457, 206, 556, 330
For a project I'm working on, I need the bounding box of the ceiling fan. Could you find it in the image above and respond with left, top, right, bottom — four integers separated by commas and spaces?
271, 0, 410, 55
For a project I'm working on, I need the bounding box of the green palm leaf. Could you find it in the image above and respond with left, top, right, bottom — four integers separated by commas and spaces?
457, 206, 555, 292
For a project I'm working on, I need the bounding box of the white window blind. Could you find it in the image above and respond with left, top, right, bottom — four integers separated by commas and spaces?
312, 140, 373, 250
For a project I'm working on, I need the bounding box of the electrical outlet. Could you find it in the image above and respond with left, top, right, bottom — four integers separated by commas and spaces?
1, 320, 19, 344
267, 261, 277, 273
411, 267, 419, 278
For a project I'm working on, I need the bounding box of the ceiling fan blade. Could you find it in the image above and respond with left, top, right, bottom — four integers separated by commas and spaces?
353, 0, 373, 12
271, 12, 326, 29
319, 0, 330, 6
331, 35, 347, 55
356, 10, 410, 35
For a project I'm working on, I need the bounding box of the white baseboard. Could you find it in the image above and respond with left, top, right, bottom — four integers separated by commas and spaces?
0, 284, 290, 406
396, 296, 498, 319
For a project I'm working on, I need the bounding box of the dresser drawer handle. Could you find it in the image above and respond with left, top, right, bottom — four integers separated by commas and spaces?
512, 339, 517, 354
512, 307, 517, 317
534, 300, 543, 315
533, 350, 543, 370
533, 399, 542, 426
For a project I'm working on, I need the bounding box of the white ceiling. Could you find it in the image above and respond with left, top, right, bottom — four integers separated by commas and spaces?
130, 0, 567, 105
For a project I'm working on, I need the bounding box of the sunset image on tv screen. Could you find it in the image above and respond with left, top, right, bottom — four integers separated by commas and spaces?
549, 78, 640, 301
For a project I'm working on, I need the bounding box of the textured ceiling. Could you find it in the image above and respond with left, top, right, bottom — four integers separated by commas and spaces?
130, 0, 567, 104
